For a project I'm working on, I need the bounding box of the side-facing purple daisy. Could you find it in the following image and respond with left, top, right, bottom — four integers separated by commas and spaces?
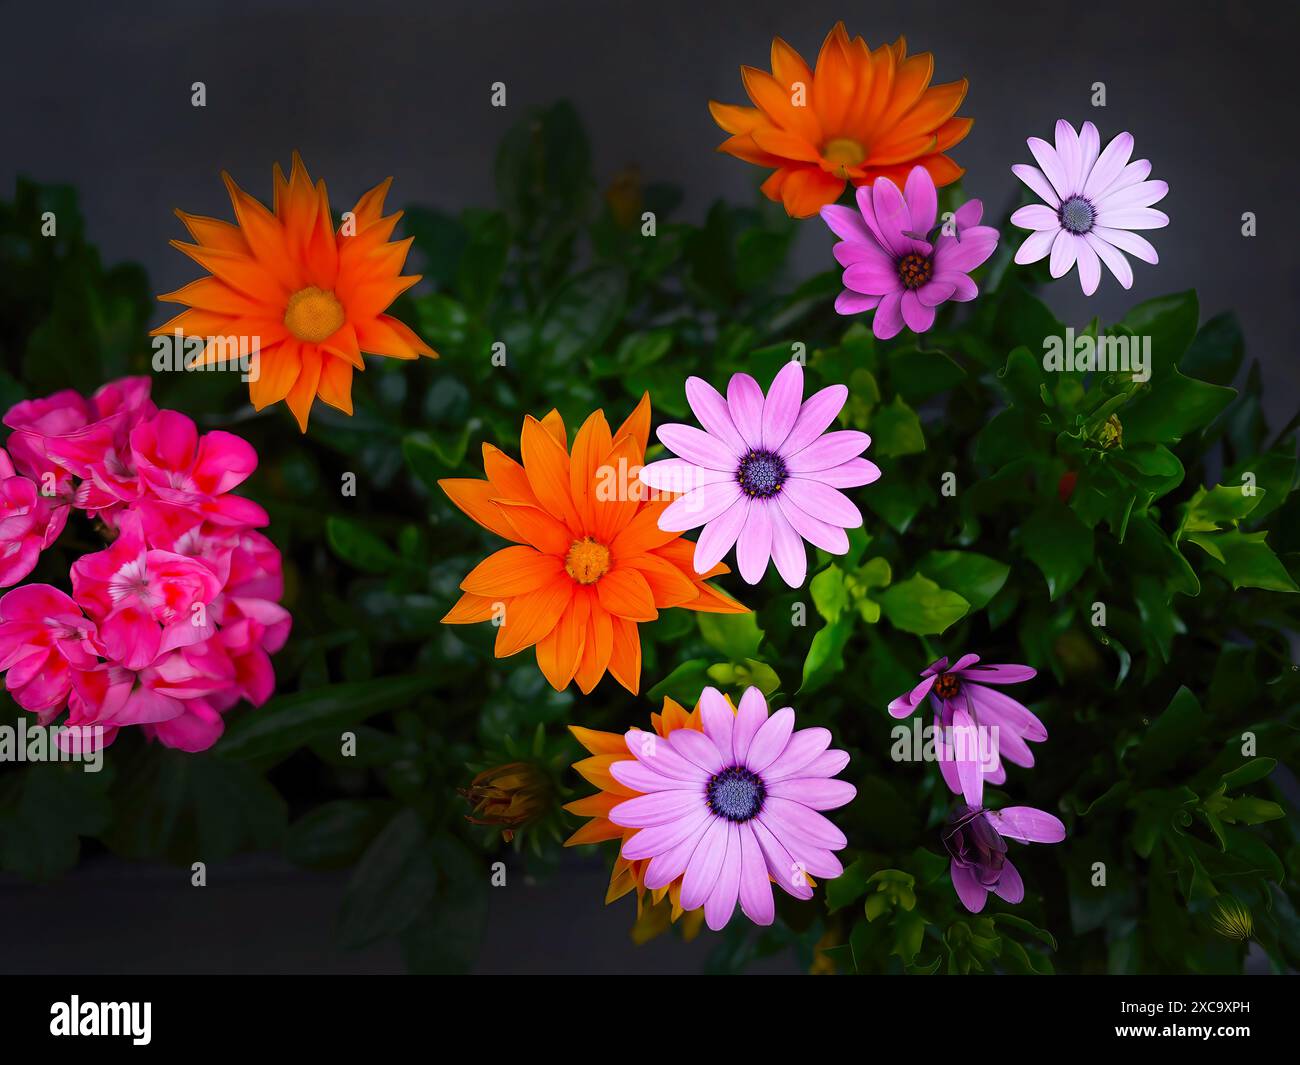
1011, 119, 1169, 294
888, 654, 1045, 806
607, 686, 855, 931
820, 164, 1000, 339
638, 361, 879, 588
942, 802, 1066, 913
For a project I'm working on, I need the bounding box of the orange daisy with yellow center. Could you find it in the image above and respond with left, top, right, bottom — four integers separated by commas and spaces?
153, 153, 436, 431
440, 396, 746, 695
710, 21, 972, 217
563, 697, 709, 936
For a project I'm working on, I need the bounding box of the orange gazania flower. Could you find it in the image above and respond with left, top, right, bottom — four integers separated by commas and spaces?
709, 21, 972, 217
440, 396, 746, 695
154, 153, 436, 431
562, 698, 708, 937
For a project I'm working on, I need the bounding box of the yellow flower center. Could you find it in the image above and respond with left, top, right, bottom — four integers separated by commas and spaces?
823, 137, 866, 174
564, 537, 611, 585
284, 286, 345, 343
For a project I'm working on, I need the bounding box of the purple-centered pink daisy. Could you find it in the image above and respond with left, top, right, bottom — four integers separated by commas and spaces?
638, 361, 879, 588
942, 802, 1066, 913
888, 654, 1045, 807
1011, 120, 1169, 294
607, 686, 855, 931
820, 164, 999, 339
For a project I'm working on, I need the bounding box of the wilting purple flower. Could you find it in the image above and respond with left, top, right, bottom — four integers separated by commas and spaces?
608, 686, 856, 930
888, 654, 1045, 806
638, 361, 880, 588
820, 165, 999, 339
943, 802, 1066, 913
1011, 120, 1169, 295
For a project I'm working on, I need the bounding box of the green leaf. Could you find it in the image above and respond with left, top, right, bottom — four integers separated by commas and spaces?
1020, 503, 1093, 600
915, 550, 1010, 611
877, 575, 969, 636
1186, 530, 1299, 592
799, 616, 854, 694
888, 346, 966, 404
1120, 290, 1199, 378
810, 564, 849, 623
1136, 686, 1207, 774
216, 674, 438, 762
1122, 368, 1235, 445
286, 799, 394, 871
0, 765, 112, 881
698, 612, 764, 660
1176, 483, 1264, 540
537, 266, 627, 363
326, 517, 400, 575
338, 809, 439, 949
400, 836, 490, 974
1220, 758, 1276, 789
868, 395, 926, 457
646, 658, 711, 705
1181, 310, 1244, 386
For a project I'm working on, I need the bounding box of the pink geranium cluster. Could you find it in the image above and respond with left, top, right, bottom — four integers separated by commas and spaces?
0, 377, 289, 752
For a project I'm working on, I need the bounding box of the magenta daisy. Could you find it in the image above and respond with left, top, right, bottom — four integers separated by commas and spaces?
1011, 120, 1169, 294
607, 686, 855, 931
888, 654, 1045, 807
942, 802, 1066, 913
820, 165, 999, 339
638, 361, 879, 588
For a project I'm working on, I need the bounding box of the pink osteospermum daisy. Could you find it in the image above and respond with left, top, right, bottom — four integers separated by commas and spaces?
638, 361, 880, 588
821, 165, 999, 339
942, 801, 1066, 913
888, 653, 1045, 807
1011, 119, 1169, 295
607, 686, 855, 931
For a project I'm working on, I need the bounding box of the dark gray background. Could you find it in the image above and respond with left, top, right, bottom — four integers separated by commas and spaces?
1, 0, 1296, 973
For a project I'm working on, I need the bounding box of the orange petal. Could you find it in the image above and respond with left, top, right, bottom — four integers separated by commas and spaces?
591, 432, 643, 544
354, 313, 436, 360
521, 416, 583, 533
482, 444, 535, 504
562, 792, 623, 818
572, 752, 636, 796
596, 566, 657, 622
611, 499, 680, 557
568, 724, 629, 757
622, 552, 699, 607
494, 578, 574, 657
563, 818, 626, 846
173, 209, 250, 254
156, 277, 268, 317
169, 241, 286, 304
751, 128, 822, 163
493, 501, 573, 556
441, 591, 498, 624
284, 343, 322, 432
569, 410, 613, 535
780, 167, 846, 218
439, 479, 525, 542
770, 36, 815, 93
461, 545, 564, 597
613, 392, 651, 458
250, 337, 303, 410
708, 100, 766, 136
574, 598, 613, 693
321, 321, 364, 369
607, 615, 642, 694
742, 65, 822, 146
535, 594, 586, 691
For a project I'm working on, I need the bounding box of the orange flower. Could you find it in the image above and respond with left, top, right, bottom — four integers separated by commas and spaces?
153, 153, 436, 432
562, 698, 708, 936
440, 396, 746, 695
709, 21, 972, 217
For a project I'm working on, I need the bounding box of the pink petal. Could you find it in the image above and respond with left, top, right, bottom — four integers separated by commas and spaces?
737, 823, 775, 925
658, 481, 742, 532
744, 706, 795, 772
766, 503, 807, 587
1053, 119, 1083, 190
1011, 204, 1061, 231
781, 384, 848, 456
872, 290, 905, 340
1093, 206, 1169, 231
639, 458, 731, 494
956, 662, 1033, 685
726, 373, 765, 448
731, 687, 769, 765
782, 478, 862, 528
642, 821, 711, 888
903, 165, 938, 235
950, 860, 988, 913
1075, 237, 1101, 295
1027, 136, 1073, 201
776, 493, 849, 554
704, 824, 742, 930
785, 430, 869, 473
759, 796, 847, 849
609, 758, 700, 793
623, 727, 711, 780
818, 458, 881, 488
668, 726, 726, 775
988, 806, 1066, 844
767, 777, 856, 810
762, 726, 832, 781
734, 502, 773, 585
835, 290, 883, 316
692, 496, 750, 572
679, 815, 730, 910
798, 749, 850, 778
1086, 233, 1134, 289
697, 685, 734, 756
1011, 163, 1060, 208
1081, 131, 1134, 199
761, 360, 804, 451
609, 788, 703, 828
843, 258, 903, 296
993, 858, 1025, 904
751, 816, 815, 900
819, 203, 873, 244
1014, 228, 1057, 265
622, 807, 711, 863
870, 176, 914, 258
900, 290, 936, 333
1092, 226, 1158, 264
684, 377, 749, 456
656, 423, 739, 471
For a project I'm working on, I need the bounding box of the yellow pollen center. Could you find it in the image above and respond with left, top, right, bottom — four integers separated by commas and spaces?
565, 538, 611, 585
823, 137, 866, 173
284, 286, 345, 343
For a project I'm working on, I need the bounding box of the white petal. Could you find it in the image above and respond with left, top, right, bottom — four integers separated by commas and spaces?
1013, 228, 1057, 265
1085, 233, 1133, 289
1048, 230, 1078, 278
1011, 163, 1060, 208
